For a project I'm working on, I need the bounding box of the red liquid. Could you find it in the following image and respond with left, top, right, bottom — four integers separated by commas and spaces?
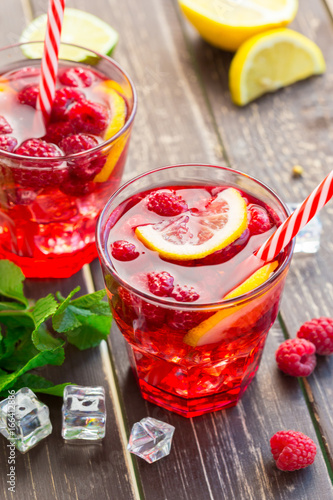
102, 185, 289, 417
0, 62, 133, 277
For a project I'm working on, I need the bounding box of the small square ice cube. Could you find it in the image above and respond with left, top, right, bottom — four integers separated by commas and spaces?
62, 385, 106, 441
127, 417, 175, 463
0, 387, 52, 453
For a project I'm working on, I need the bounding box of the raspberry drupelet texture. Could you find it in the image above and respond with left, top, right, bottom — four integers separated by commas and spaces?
17, 84, 39, 108
147, 271, 174, 297
248, 205, 272, 235
270, 430, 317, 471
51, 87, 85, 121
60, 134, 105, 181
0, 136, 18, 152
275, 338, 316, 377
0, 116, 13, 134
60, 134, 99, 155
43, 121, 74, 145
59, 67, 96, 88
297, 317, 333, 355
147, 190, 188, 217
14, 139, 65, 188
68, 100, 109, 134
171, 285, 200, 302
111, 240, 140, 261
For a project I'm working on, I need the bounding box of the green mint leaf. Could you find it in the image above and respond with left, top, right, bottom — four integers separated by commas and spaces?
65, 314, 112, 350
32, 323, 62, 352
0, 344, 65, 393
87, 301, 112, 316
52, 287, 81, 332
70, 289, 106, 308
0, 301, 26, 311
0, 309, 35, 330
31, 294, 58, 329
0, 260, 28, 306
0, 327, 28, 362
0, 374, 71, 398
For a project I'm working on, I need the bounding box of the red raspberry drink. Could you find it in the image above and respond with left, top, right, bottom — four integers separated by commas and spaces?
0, 42, 136, 278
97, 165, 294, 417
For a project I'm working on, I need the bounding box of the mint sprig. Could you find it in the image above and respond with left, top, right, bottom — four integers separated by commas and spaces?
0, 260, 112, 397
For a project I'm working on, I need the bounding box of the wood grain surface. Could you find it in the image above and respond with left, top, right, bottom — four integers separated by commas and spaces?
0, 0, 333, 498
173, 0, 333, 471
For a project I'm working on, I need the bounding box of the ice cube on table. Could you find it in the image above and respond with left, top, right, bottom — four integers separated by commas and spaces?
62, 385, 106, 441
127, 417, 175, 463
287, 203, 322, 254
0, 387, 52, 453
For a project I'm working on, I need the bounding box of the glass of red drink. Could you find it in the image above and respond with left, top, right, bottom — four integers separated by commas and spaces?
0, 42, 137, 278
96, 164, 294, 417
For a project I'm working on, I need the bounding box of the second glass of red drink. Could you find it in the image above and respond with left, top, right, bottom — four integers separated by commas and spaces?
97, 164, 294, 418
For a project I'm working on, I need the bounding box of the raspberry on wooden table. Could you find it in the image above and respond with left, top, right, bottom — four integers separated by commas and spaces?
68, 100, 109, 134
146, 190, 188, 217
147, 271, 174, 297
275, 338, 316, 377
0, 136, 18, 152
270, 430, 317, 471
248, 205, 272, 235
17, 84, 39, 108
297, 317, 333, 355
60, 67, 96, 88
0, 116, 13, 134
111, 240, 140, 261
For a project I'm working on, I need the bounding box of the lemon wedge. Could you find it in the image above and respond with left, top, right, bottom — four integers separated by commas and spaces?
178, 0, 298, 51
93, 81, 127, 183
136, 188, 248, 261
229, 28, 326, 106
183, 261, 278, 347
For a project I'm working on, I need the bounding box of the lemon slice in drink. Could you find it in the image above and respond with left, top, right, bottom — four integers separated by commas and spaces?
183, 261, 278, 347
229, 28, 326, 106
19, 8, 119, 61
93, 81, 127, 183
178, 0, 298, 51
136, 188, 248, 261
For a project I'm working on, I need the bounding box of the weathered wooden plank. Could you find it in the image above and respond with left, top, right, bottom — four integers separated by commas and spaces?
0, 268, 137, 500
0, 2, 137, 497
173, 0, 333, 469
92, 259, 333, 500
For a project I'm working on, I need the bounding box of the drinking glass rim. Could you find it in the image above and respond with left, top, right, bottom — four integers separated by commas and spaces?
96, 163, 294, 310
0, 40, 137, 164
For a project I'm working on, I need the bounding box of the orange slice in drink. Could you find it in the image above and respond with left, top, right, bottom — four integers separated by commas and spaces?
135, 188, 248, 261
183, 261, 278, 347
93, 81, 127, 183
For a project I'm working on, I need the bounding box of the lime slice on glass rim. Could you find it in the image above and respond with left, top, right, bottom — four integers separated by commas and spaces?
19, 8, 119, 62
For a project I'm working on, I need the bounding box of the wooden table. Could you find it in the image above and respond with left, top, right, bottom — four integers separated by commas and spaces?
1, 0, 333, 498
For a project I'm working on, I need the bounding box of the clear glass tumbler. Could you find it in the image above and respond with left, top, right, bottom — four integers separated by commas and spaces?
96, 164, 293, 417
0, 42, 137, 278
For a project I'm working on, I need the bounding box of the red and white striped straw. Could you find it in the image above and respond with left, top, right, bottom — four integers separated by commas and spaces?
256, 170, 333, 262
36, 0, 66, 122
